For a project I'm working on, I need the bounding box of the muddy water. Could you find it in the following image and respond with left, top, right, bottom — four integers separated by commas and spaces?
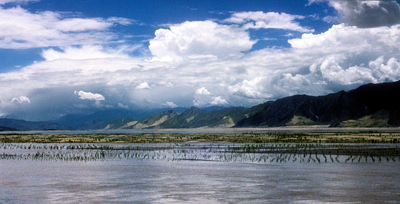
1, 158, 399, 203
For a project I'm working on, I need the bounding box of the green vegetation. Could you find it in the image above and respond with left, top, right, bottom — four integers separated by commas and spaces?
2, 132, 400, 163
1, 132, 400, 143
337, 110, 390, 127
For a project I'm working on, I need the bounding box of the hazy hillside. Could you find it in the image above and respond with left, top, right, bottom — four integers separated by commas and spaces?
155, 107, 208, 128
105, 110, 179, 129
0, 119, 68, 131
106, 106, 262, 129
104, 118, 137, 130
0, 126, 18, 131
153, 106, 259, 128
134, 110, 179, 129
53, 108, 187, 130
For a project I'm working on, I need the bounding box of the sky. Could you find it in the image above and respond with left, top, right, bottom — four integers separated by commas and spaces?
1, 0, 400, 121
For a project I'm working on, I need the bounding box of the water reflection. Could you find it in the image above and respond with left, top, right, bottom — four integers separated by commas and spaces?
1, 157, 400, 203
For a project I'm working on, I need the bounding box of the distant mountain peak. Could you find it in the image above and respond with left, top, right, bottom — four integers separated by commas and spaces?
187, 106, 202, 111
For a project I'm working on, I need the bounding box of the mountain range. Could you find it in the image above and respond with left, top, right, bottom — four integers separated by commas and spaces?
1, 80, 400, 131
235, 80, 400, 127
105, 106, 259, 130
51, 107, 188, 130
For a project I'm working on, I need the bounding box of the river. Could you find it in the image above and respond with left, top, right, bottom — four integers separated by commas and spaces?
1, 143, 399, 203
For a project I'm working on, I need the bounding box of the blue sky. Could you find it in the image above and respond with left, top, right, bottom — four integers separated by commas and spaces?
1, 0, 400, 121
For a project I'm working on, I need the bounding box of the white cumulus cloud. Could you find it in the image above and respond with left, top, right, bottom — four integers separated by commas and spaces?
42, 45, 132, 61
369, 57, 400, 82
225, 11, 314, 33
135, 82, 151, 90
164, 101, 178, 108
149, 20, 256, 62
74, 90, 105, 101
210, 96, 228, 105
193, 87, 228, 107
11, 95, 30, 104
289, 24, 400, 85
0, 5, 133, 49
195, 87, 211, 96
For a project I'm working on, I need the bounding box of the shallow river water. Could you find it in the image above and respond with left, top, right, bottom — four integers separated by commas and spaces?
1, 153, 400, 203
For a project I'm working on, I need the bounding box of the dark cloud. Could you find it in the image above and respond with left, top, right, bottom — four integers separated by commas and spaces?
338, 1, 400, 28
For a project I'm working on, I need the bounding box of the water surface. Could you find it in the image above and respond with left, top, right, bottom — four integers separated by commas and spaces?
1, 144, 399, 203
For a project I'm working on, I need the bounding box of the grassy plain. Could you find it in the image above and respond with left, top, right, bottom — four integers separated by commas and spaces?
2, 130, 400, 162
1, 131, 400, 143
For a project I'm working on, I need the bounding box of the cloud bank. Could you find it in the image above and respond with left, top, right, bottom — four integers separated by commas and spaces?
0, 0, 38, 5
1, 1, 400, 120
0, 5, 132, 49
311, 0, 400, 28
225, 11, 314, 32
149, 20, 255, 62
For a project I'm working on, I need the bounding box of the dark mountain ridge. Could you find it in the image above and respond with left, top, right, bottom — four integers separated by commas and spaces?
347, 80, 400, 112
235, 80, 400, 127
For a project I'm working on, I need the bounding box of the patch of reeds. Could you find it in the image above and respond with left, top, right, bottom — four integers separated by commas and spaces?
1, 142, 399, 163
1, 132, 400, 144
